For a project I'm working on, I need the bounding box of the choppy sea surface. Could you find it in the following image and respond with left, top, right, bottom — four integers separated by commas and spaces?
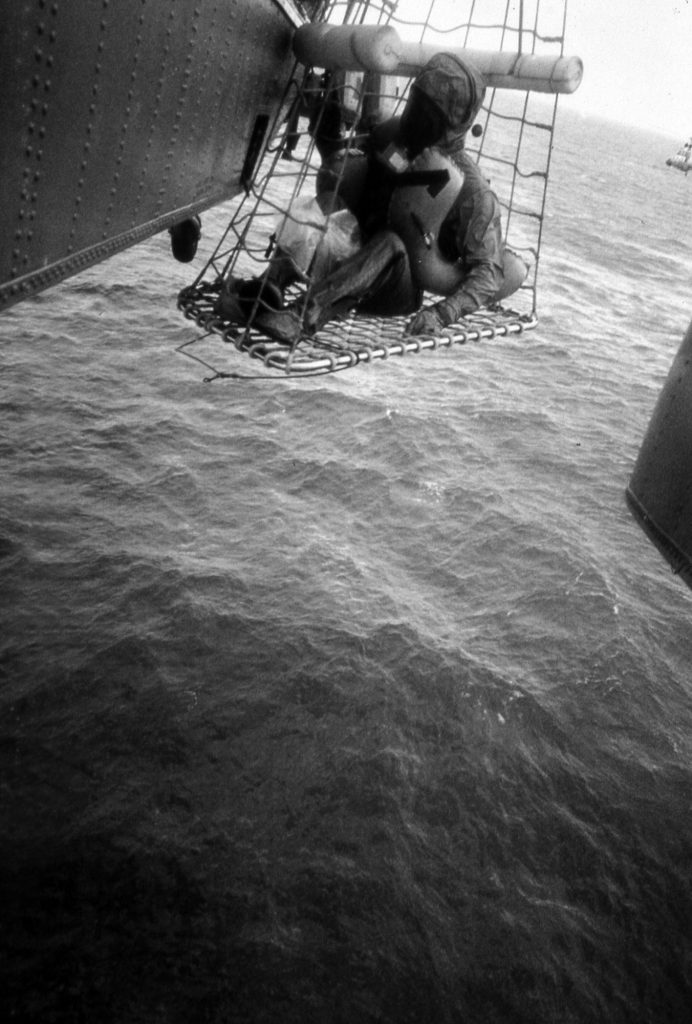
2, 109, 692, 1023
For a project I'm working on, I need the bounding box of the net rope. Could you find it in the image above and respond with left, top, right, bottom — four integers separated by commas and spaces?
178, 0, 567, 378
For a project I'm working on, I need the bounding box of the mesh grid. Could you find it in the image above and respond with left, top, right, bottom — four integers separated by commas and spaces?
178, 0, 568, 377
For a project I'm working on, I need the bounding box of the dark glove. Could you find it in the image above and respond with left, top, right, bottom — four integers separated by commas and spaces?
405, 304, 446, 336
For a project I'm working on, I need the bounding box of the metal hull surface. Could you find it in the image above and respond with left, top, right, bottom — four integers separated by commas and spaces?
1, 0, 305, 310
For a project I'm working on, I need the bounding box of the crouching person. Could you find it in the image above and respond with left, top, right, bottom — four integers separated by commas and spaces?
216, 52, 527, 346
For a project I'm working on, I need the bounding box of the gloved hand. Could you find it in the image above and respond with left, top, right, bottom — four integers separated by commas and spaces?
405, 304, 446, 336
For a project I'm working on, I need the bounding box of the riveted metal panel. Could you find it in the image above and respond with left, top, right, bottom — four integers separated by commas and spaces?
1, 0, 303, 310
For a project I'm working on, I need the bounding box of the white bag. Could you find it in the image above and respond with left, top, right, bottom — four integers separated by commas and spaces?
274, 196, 361, 283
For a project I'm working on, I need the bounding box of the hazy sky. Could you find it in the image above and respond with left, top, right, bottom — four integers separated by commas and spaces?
400, 0, 690, 140
565, 0, 691, 139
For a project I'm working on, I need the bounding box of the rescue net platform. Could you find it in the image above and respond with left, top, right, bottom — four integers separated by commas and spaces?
178, 0, 573, 378
177, 295, 535, 379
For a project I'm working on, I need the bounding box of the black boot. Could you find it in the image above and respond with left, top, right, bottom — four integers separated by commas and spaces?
169, 215, 202, 263
214, 275, 284, 324
252, 308, 304, 346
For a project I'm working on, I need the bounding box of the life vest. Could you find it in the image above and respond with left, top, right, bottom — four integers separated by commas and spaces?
387, 147, 466, 295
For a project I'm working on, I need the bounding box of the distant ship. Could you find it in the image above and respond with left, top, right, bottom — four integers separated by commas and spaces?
666, 137, 692, 174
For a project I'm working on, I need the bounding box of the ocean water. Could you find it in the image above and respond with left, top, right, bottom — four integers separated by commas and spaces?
2, 109, 692, 1023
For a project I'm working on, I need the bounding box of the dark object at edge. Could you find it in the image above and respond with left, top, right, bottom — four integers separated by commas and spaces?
626, 318, 692, 592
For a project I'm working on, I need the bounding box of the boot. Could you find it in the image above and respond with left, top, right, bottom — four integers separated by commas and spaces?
214, 275, 284, 324
252, 307, 303, 347
302, 230, 416, 332
169, 215, 201, 263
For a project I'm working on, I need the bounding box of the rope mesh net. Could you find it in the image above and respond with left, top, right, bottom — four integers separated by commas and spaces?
178, 0, 567, 378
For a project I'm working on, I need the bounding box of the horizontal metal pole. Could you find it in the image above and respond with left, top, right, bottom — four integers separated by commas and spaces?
293, 23, 583, 95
